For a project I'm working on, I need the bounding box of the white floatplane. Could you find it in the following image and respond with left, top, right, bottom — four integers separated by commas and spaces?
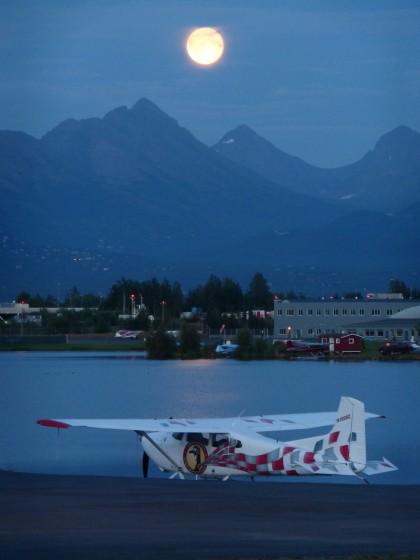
37, 396, 397, 482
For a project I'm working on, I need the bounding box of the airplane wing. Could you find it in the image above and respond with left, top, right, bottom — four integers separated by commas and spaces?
37, 410, 382, 434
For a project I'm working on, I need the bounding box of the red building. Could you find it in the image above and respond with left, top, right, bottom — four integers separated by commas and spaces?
319, 333, 363, 354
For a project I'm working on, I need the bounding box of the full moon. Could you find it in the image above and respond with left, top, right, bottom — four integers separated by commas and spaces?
186, 27, 224, 65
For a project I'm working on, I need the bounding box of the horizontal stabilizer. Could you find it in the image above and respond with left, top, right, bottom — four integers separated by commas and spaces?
293, 461, 356, 476
362, 458, 398, 475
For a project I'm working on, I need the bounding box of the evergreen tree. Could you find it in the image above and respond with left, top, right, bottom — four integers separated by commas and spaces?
180, 323, 201, 358
389, 279, 410, 298
245, 272, 273, 309
235, 328, 253, 360
145, 328, 177, 359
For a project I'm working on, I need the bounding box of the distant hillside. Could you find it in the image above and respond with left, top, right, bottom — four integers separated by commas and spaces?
0, 98, 418, 298
219, 207, 419, 267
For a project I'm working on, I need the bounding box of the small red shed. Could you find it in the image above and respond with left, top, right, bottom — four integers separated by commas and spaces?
319, 333, 363, 354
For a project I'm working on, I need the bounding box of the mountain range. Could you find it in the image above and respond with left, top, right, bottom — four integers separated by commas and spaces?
1, 98, 419, 300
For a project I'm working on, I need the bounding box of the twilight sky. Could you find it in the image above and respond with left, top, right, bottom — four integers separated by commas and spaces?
1, 0, 419, 168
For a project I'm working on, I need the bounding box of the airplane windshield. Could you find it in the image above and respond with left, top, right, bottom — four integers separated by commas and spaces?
171, 432, 242, 448
187, 433, 209, 445
211, 434, 228, 447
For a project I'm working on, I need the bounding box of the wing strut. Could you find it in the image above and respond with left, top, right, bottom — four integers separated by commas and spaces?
137, 431, 183, 474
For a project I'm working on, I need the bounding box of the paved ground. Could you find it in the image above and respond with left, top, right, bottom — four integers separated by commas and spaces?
1, 472, 419, 560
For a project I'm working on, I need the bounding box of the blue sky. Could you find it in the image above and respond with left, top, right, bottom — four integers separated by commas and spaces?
1, 0, 419, 167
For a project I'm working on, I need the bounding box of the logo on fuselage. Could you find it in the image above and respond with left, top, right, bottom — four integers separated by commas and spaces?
183, 442, 208, 474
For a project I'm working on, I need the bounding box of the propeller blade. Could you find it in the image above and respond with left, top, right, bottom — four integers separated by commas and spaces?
142, 452, 149, 478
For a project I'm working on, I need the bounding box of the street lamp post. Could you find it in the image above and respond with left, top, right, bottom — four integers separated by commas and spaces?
161, 300, 166, 325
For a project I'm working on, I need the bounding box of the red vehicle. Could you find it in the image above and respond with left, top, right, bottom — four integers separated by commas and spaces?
378, 341, 414, 355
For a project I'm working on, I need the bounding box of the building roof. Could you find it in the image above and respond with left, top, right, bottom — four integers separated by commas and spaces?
343, 317, 419, 329
390, 306, 420, 319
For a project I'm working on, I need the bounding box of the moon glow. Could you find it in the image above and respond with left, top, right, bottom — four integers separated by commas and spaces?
186, 27, 224, 65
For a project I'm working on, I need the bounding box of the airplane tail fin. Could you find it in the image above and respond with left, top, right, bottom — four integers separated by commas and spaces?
291, 396, 367, 476
293, 396, 397, 477
325, 396, 366, 471
333, 398, 397, 476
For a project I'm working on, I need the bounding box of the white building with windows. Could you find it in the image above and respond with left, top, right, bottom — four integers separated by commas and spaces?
274, 298, 420, 341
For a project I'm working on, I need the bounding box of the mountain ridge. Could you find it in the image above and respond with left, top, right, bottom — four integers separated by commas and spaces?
0, 98, 418, 298
212, 123, 420, 212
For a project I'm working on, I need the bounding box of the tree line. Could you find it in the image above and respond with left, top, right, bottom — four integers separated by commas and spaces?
14, 273, 277, 335
12, 275, 419, 336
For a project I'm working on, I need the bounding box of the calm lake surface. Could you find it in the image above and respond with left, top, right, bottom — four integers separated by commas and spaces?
0, 352, 418, 484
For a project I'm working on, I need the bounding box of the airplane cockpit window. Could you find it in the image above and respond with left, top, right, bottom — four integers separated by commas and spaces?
211, 434, 242, 448
212, 434, 228, 447
172, 432, 183, 441
187, 432, 209, 445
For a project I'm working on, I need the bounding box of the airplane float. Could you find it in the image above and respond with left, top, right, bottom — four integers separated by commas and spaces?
37, 396, 397, 482
214, 341, 239, 355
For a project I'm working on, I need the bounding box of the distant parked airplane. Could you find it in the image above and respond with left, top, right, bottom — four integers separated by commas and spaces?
285, 339, 329, 354
114, 330, 143, 339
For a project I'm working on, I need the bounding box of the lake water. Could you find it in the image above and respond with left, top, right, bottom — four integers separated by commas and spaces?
0, 352, 418, 484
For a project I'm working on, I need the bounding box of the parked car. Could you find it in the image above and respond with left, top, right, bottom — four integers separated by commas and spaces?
378, 341, 414, 355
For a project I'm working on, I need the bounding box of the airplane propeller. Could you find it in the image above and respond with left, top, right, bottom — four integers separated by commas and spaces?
142, 452, 149, 478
